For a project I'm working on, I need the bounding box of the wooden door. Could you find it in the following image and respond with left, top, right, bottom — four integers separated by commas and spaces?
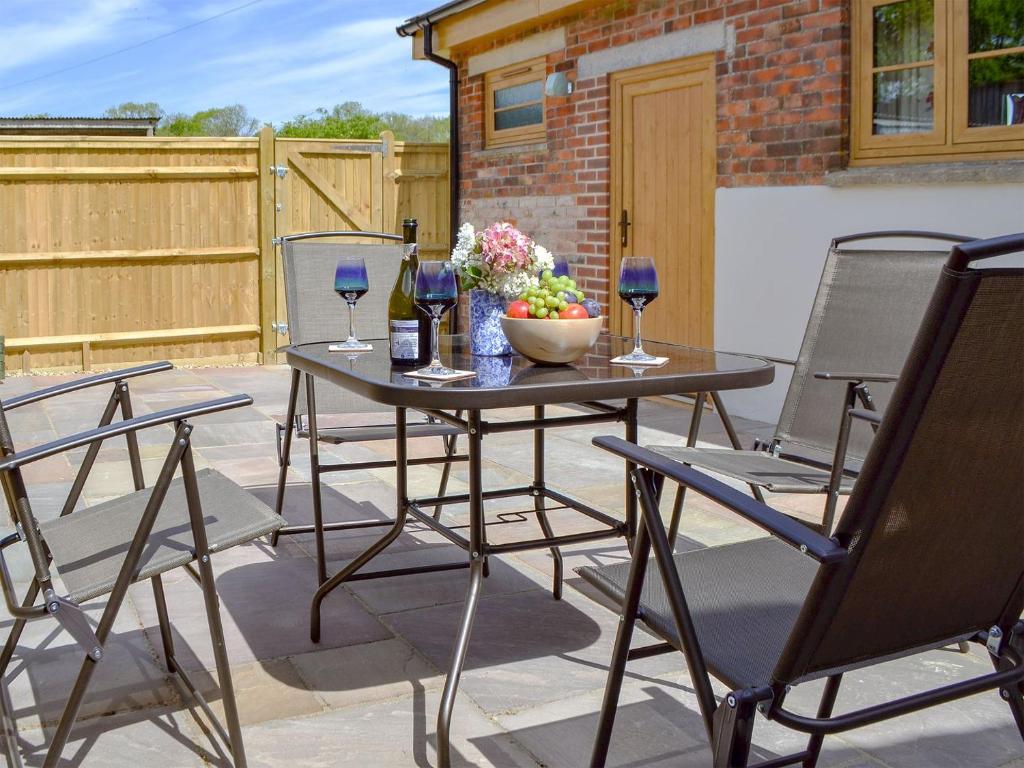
610, 55, 716, 348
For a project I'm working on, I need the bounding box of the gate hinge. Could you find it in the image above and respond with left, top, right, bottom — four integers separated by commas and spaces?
269, 165, 288, 178
272, 321, 289, 335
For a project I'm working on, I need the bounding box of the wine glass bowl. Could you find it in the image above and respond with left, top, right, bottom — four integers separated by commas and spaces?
617, 256, 659, 362
333, 256, 371, 351
413, 260, 459, 376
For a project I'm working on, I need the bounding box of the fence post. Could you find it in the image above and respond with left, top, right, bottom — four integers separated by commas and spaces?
257, 125, 278, 363
380, 130, 397, 233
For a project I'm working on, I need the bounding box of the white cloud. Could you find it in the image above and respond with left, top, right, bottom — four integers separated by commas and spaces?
0, 0, 142, 76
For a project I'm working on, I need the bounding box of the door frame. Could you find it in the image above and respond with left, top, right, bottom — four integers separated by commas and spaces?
609, 53, 717, 346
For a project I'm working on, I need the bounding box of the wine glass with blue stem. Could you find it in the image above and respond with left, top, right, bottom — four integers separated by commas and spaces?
414, 260, 459, 376
618, 256, 659, 362
334, 256, 371, 350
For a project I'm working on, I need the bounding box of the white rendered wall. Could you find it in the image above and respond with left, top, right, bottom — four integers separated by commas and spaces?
714, 182, 1024, 423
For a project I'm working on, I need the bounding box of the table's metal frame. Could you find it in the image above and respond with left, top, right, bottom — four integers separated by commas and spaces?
283, 338, 773, 767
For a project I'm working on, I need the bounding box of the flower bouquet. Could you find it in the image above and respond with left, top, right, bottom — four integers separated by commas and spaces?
451, 222, 554, 355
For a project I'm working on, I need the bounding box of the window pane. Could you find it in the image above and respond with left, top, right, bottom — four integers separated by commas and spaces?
968, 0, 1024, 54
968, 54, 1024, 126
873, 66, 935, 134
494, 103, 544, 131
494, 80, 543, 110
873, 0, 934, 67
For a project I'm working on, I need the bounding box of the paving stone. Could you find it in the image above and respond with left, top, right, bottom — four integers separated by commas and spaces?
346, 545, 540, 615
131, 544, 392, 671
241, 688, 538, 768
18, 706, 210, 767
289, 638, 443, 711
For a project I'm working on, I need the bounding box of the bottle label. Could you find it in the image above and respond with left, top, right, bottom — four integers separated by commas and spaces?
403, 243, 418, 260
390, 319, 420, 360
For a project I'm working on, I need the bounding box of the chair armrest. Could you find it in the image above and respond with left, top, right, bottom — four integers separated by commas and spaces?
594, 435, 847, 563
813, 371, 898, 383
848, 408, 883, 426
0, 394, 251, 472
2, 361, 173, 411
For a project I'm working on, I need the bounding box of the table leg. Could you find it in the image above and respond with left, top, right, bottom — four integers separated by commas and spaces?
436, 410, 485, 768
533, 405, 563, 600
305, 374, 328, 586
308, 406, 410, 643
624, 398, 639, 549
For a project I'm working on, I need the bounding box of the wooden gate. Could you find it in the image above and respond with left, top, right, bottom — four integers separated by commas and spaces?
0, 129, 448, 373
268, 131, 449, 348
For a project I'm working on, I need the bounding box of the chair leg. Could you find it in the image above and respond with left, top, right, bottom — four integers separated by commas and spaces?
271, 368, 301, 548
195, 559, 247, 767
711, 692, 757, 768
533, 405, 563, 600
44, 650, 101, 767
590, 511, 653, 767
803, 674, 842, 767
151, 575, 176, 673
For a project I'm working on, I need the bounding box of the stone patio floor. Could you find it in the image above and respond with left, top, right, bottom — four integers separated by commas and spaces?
0, 364, 1020, 767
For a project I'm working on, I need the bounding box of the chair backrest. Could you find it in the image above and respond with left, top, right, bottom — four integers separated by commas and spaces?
775, 234, 1024, 685
281, 233, 405, 417
775, 232, 971, 463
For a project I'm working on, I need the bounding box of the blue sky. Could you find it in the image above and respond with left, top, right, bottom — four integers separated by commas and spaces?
0, 0, 449, 125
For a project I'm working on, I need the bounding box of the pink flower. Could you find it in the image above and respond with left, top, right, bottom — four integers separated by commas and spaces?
479, 222, 533, 273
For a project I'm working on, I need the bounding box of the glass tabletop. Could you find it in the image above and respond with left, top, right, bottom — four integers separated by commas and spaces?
286, 334, 774, 409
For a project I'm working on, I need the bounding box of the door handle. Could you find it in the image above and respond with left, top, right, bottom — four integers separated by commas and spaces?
619, 209, 631, 247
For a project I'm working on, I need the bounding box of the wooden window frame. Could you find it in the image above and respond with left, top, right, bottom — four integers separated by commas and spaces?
484, 57, 547, 149
852, 0, 1024, 165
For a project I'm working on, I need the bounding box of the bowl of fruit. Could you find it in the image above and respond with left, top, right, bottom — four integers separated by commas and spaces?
500, 270, 603, 365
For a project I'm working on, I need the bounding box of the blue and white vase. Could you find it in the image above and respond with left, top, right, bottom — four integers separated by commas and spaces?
469, 289, 512, 356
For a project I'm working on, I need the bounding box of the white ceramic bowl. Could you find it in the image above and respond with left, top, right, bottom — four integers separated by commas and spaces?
500, 315, 603, 365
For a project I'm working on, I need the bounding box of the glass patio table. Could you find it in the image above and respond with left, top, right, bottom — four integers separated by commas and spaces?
283, 333, 774, 766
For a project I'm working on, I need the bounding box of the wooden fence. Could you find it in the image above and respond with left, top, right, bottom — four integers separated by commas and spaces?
0, 128, 449, 373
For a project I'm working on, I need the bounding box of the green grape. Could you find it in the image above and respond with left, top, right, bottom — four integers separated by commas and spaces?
574, 290, 585, 302
541, 270, 553, 281
528, 304, 537, 316
536, 306, 549, 318
545, 296, 559, 308
558, 300, 568, 311
555, 291, 565, 300
549, 311, 559, 320
566, 279, 577, 290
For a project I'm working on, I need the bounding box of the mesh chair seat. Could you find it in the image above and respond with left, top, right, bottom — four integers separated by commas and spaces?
647, 446, 857, 494
40, 469, 282, 604
579, 537, 815, 689
305, 421, 461, 444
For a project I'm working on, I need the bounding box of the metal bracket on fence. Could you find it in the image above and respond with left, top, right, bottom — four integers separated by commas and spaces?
269, 165, 288, 178
272, 322, 289, 335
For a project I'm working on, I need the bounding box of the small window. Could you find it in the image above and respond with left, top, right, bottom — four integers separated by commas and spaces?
852, 0, 1024, 164
485, 57, 546, 148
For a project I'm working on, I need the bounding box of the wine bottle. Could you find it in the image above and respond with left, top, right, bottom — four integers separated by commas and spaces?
388, 218, 430, 365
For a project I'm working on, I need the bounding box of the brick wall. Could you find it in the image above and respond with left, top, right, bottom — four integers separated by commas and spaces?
450, 0, 850, 310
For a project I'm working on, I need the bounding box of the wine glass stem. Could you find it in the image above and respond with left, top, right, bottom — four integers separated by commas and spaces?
430, 314, 442, 368
632, 307, 644, 355
347, 301, 357, 342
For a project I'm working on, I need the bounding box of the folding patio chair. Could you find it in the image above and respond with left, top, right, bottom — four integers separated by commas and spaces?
579, 232, 1024, 767
272, 222, 463, 584
660, 230, 972, 538
0, 365, 283, 767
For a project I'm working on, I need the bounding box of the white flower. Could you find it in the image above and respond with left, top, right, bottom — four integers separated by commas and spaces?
533, 245, 555, 272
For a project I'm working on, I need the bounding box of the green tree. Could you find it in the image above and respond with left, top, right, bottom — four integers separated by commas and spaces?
157, 104, 260, 136
103, 101, 164, 120
277, 102, 448, 142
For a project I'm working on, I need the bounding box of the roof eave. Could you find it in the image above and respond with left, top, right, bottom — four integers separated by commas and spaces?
396, 0, 489, 37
